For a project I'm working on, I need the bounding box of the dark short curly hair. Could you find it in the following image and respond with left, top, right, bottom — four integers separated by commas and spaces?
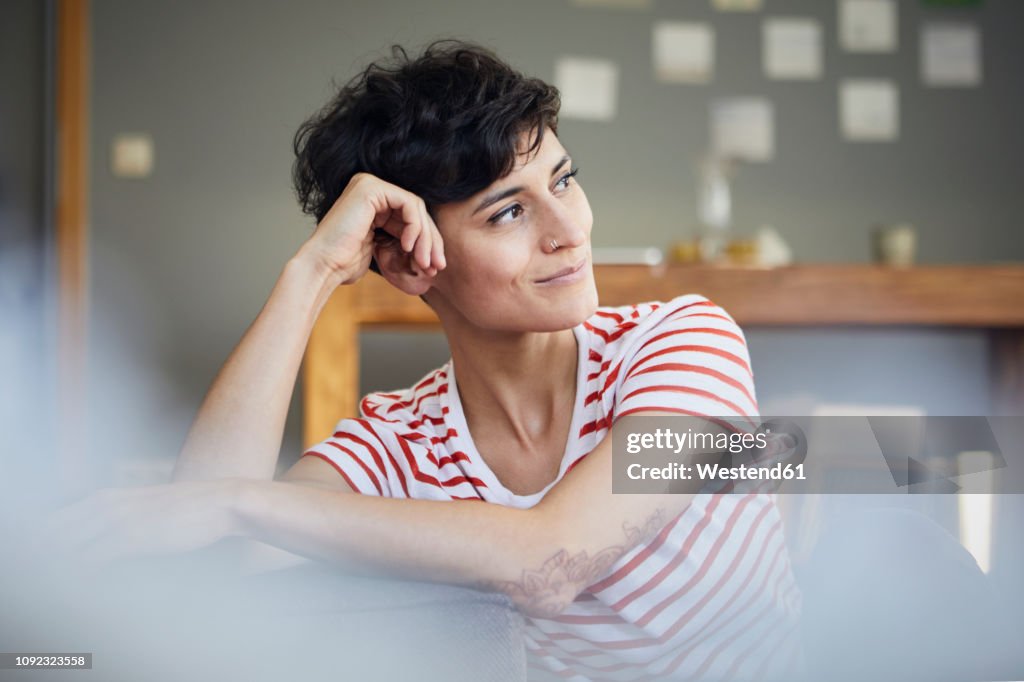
293, 39, 562, 269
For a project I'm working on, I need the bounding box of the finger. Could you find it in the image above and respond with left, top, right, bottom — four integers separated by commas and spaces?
381, 188, 422, 255
414, 204, 433, 272
420, 208, 444, 271
50, 488, 143, 556
399, 212, 421, 254
409, 199, 426, 270
371, 199, 413, 252
430, 219, 446, 271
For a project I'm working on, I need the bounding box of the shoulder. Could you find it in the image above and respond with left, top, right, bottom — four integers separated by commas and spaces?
582, 294, 744, 361
610, 295, 757, 418
641, 293, 740, 329
357, 364, 451, 433
577, 294, 756, 417
311, 362, 451, 459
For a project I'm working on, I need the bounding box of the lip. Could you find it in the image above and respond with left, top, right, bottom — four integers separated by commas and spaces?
535, 257, 588, 285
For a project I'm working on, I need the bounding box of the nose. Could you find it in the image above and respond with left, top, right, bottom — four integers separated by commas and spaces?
537, 196, 587, 254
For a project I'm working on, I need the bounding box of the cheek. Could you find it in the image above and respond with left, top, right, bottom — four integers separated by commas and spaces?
445, 238, 530, 292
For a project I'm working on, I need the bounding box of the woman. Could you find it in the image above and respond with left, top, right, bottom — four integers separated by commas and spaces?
50, 41, 802, 680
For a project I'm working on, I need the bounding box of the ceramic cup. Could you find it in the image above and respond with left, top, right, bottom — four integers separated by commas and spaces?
874, 224, 917, 267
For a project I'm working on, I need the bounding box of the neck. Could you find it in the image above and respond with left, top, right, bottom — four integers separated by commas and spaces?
444, 323, 580, 446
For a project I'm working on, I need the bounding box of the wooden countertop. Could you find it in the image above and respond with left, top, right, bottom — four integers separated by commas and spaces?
344, 264, 1024, 328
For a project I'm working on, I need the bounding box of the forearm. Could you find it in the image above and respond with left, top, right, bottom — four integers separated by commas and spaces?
227, 447, 689, 618
229, 480, 553, 600
173, 246, 343, 482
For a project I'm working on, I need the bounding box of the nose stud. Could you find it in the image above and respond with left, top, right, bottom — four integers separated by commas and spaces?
550, 239, 559, 251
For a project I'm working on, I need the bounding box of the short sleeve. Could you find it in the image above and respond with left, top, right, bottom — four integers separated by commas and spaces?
301, 417, 401, 497
614, 296, 759, 422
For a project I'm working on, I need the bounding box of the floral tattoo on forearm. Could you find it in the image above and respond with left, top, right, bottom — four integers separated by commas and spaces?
479, 507, 670, 618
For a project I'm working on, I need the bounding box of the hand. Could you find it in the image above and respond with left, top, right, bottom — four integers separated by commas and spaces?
301, 172, 446, 286
34, 480, 240, 572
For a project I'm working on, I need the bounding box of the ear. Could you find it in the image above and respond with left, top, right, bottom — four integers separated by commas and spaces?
373, 237, 435, 296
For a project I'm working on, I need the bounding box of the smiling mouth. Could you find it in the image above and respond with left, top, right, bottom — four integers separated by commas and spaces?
536, 257, 587, 284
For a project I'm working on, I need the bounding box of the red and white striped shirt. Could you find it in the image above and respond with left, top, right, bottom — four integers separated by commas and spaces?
303, 294, 803, 681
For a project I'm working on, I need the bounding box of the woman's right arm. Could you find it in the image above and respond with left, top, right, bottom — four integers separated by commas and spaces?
171, 173, 445, 483
170, 248, 344, 482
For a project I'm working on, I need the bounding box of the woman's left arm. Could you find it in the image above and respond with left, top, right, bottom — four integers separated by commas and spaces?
227, 410, 693, 617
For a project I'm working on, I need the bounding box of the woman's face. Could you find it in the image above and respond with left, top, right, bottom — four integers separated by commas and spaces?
427, 129, 598, 333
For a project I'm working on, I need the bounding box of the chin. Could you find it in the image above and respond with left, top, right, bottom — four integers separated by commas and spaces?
449, 279, 600, 333
527, 283, 600, 332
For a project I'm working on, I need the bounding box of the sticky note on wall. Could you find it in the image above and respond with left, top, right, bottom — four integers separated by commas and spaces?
555, 57, 620, 121
840, 0, 898, 53
922, 24, 982, 87
711, 98, 775, 162
653, 21, 714, 84
840, 79, 899, 141
763, 18, 823, 80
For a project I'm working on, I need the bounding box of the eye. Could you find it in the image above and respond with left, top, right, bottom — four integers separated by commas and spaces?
485, 167, 580, 226
555, 167, 580, 191
488, 204, 524, 225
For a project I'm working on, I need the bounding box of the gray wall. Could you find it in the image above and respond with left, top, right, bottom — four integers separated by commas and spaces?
86, 0, 1023, 481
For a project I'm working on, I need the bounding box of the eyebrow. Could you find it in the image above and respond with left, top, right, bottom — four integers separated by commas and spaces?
471, 154, 572, 216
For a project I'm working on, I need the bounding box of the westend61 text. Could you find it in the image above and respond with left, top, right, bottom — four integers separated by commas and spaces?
627, 461, 807, 481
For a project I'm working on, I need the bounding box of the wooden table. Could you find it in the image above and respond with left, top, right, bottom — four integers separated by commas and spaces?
303, 264, 1024, 448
